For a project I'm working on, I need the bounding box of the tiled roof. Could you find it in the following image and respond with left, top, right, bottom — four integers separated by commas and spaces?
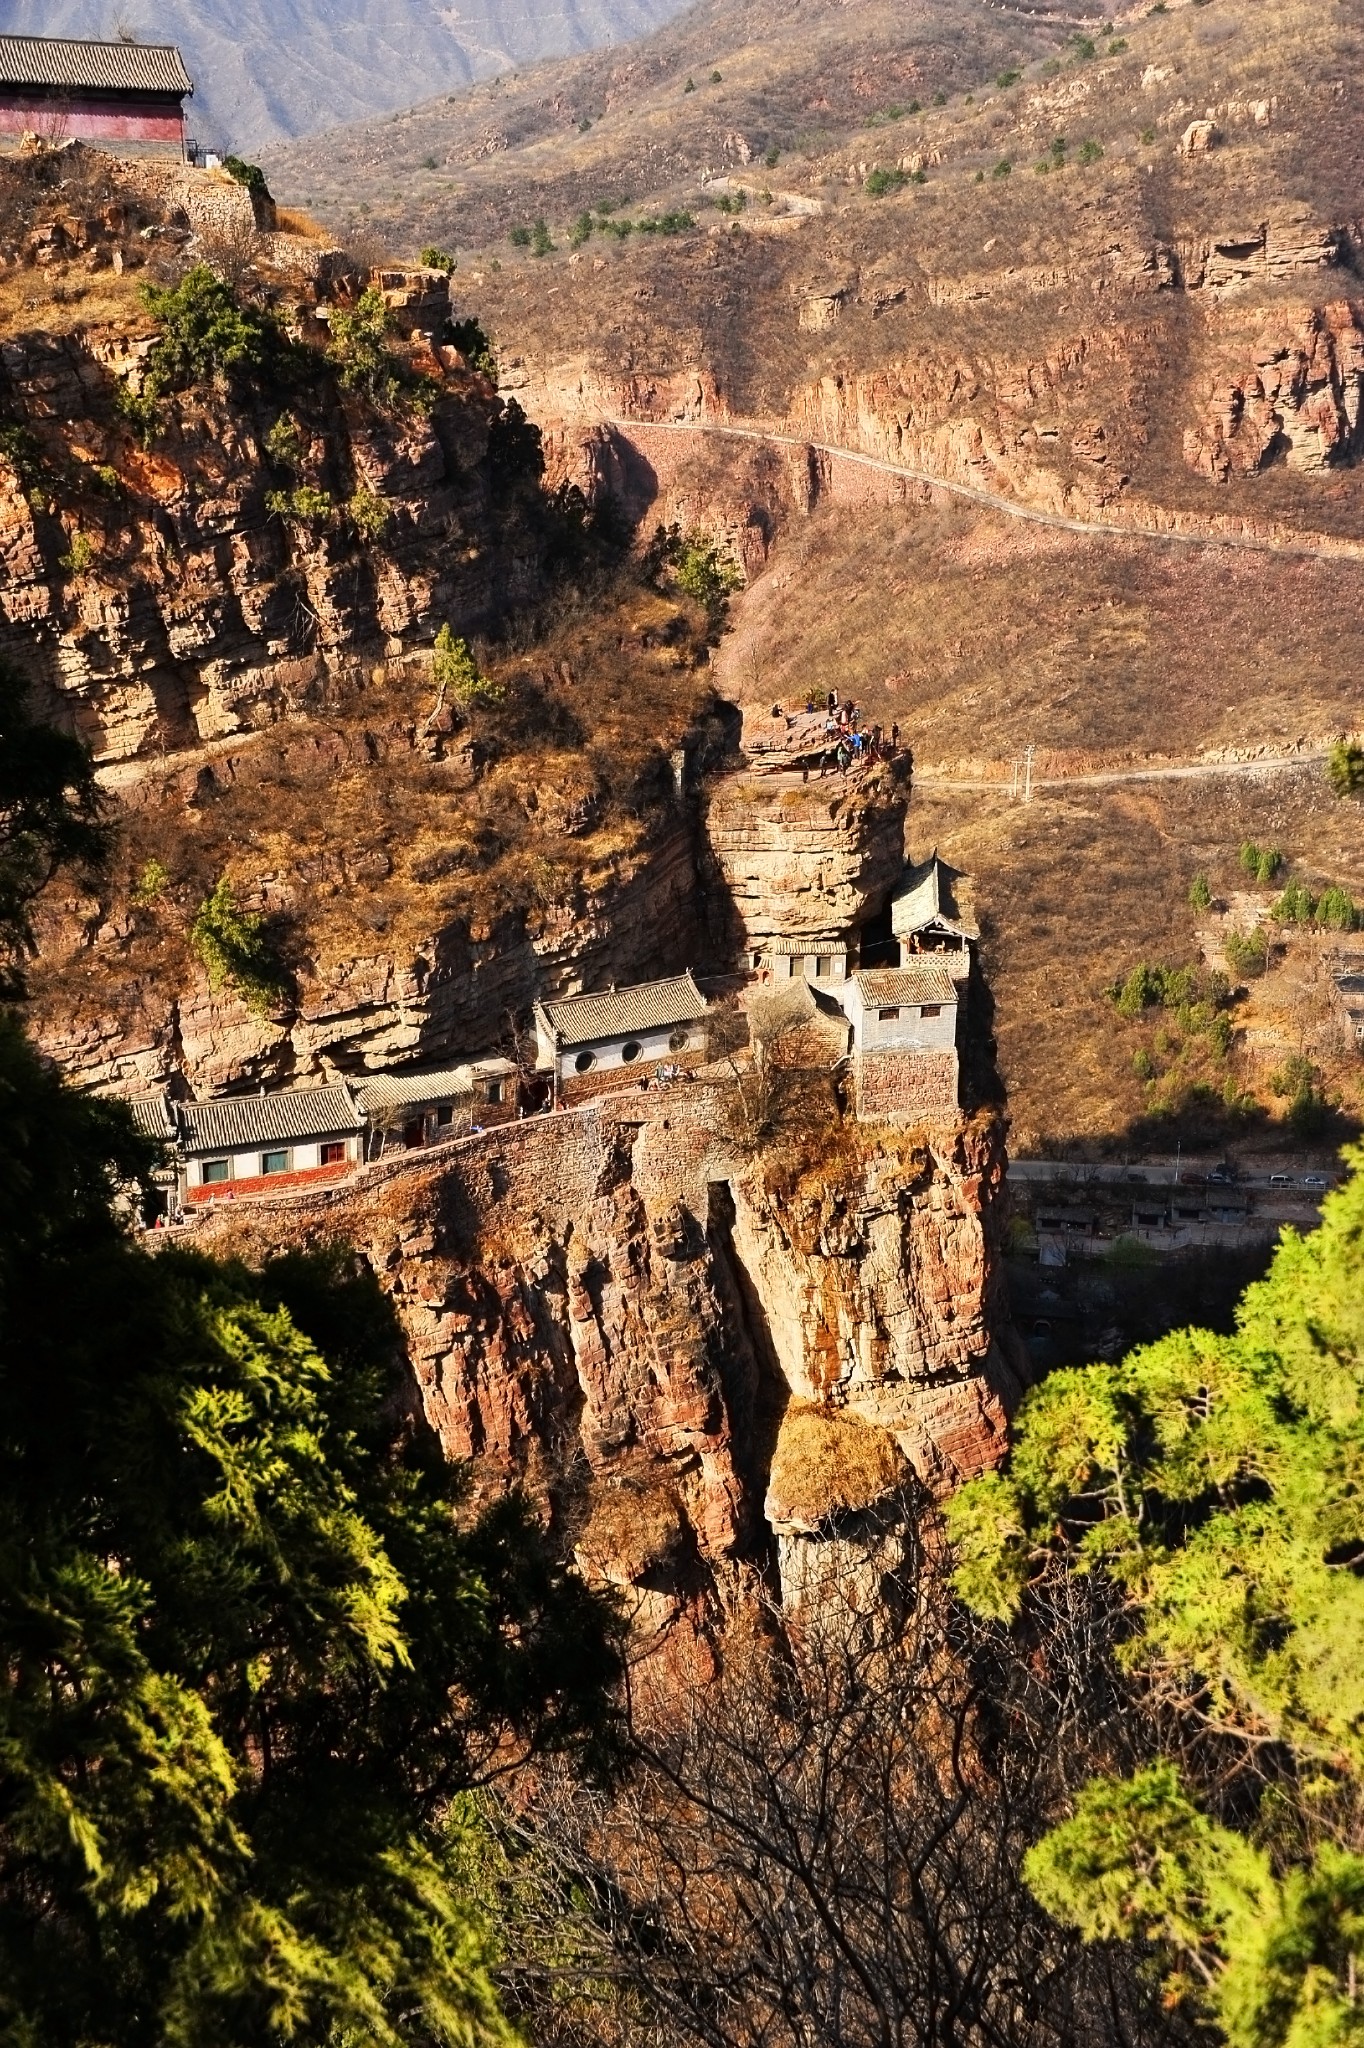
890, 852, 978, 940
537, 973, 708, 1047
354, 1058, 515, 1113
852, 961, 958, 1009
765, 936, 848, 956
179, 1083, 362, 1156
0, 36, 192, 96
125, 1091, 178, 1142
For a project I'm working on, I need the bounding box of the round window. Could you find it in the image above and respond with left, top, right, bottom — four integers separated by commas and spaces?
575, 1049, 595, 1073
669, 1029, 690, 1052
621, 1040, 642, 1064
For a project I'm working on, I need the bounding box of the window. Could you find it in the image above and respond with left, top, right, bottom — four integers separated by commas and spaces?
483, 1080, 504, 1104
921, 1004, 942, 1019
436, 1105, 454, 1126
574, 1049, 595, 1074
816, 956, 831, 978
261, 1149, 289, 1175
621, 1040, 642, 1064
669, 1029, 690, 1052
320, 1141, 346, 1165
878, 1007, 900, 1022
201, 1158, 230, 1185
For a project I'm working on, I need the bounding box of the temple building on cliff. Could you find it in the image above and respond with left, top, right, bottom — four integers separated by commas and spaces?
0, 37, 194, 157
535, 974, 710, 1104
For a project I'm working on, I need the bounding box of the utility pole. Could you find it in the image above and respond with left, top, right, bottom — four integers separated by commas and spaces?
1023, 743, 1035, 804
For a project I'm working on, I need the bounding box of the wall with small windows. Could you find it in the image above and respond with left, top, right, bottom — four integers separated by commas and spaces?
855, 1000, 956, 1053
185, 1134, 359, 1203
556, 1024, 708, 1105
556, 1022, 702, 1086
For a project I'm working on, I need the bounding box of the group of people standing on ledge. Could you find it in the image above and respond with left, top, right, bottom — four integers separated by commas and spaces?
767, 691, 908, 779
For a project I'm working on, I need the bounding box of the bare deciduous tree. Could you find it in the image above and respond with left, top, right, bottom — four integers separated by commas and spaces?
485, 1528, 1194, 2048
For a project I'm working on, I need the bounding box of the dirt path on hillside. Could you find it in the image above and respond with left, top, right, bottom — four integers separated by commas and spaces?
916, 752, 1329, 793
603, 415, 1364, 565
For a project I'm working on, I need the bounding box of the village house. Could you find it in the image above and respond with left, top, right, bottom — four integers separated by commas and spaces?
178, 1084, 365, 1206
535, 974, 709, 1102
826, 960, 961, 1120
353, 1058, 518, 1154
751, 937, 851, 985
0, 36, 194, 156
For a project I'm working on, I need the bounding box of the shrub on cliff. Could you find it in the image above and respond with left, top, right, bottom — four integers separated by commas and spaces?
1328, 740, 1364, 798
449, 316, 496, 377
326, 285, 393, 395
140, 266, 281, 397
947, 1152, 1364, 2048
433, 624, 503, 708
189, 876, 291, 1014
0, 1014, 624, 2048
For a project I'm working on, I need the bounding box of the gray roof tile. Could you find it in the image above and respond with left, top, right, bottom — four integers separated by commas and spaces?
180, 1083, 362, 1156
0, 35, 192, 96
537, 973, 708, 1047
354, 1059, 515, 1113
852, 962, 958, 1008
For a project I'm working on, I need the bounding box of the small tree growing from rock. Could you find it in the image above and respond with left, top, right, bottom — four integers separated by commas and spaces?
433, 625, 503, 708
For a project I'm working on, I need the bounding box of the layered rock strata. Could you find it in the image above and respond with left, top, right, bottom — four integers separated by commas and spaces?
188, 1088, 1019, 1636
703, 759, 910, 954
0, 289, 530, 768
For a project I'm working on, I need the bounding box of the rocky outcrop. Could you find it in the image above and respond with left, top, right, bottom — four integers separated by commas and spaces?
32, 778, 710, 1094
0, 301, 536, 768
1184, 301, 1364, 480
186, 1090, 1019, 1637
703, 757, 910, 952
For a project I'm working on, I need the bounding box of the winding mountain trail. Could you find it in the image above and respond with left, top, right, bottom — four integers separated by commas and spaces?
916, 752, 1330, 794
603, 414, 1364, 565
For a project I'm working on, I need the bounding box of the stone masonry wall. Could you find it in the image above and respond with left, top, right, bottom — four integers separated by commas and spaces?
109, 154, 275, 234
856, 1047, 959, 1121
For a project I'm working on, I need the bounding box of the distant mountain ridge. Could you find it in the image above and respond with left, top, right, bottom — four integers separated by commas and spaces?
1, 0, 691, 148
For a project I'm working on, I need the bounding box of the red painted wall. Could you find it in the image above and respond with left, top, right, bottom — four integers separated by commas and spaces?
0, 92, 184, 143
185, 1159, 355, 1206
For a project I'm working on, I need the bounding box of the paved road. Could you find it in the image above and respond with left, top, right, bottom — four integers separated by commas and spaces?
1011, 1159, 1335, 1195
603, 414, 1364, 565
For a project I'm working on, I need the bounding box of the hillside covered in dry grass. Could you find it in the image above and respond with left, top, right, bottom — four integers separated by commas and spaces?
258, 0, 1364, 1157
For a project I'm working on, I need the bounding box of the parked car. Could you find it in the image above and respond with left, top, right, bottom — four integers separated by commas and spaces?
1208, 1163, 1236, 1185
1303, 1172, 1330, 1190
1269, 1173, 1294, 1187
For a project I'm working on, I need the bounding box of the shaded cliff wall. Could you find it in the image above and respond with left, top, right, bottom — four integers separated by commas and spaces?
190, 1089, 1019, 1645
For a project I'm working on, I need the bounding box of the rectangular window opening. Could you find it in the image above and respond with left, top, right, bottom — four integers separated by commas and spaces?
261, 1150, 289, 1175
201, 1158, 230, 1185
320, 1141, 346, 1165
436, 1105, 454, 1126
878, 1007, 899, 1022
921, 1004, 942, 1018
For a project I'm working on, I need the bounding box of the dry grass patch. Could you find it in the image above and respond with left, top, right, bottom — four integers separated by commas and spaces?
767, 1403, 906, 1531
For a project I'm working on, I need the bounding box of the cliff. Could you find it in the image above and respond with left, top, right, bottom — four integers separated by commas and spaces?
187, 1088, 1020, 1646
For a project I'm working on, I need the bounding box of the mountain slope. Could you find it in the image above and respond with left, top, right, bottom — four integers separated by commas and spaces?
262, 0, 1088, 240
5, 0, 690, 149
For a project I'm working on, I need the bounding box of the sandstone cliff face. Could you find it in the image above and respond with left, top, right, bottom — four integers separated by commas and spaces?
1184, 301, 1364, 481
703, 760, 910, 952
188, 1091, 1018, 1639
36, 796, 707, 1093
0, 320, 535, 768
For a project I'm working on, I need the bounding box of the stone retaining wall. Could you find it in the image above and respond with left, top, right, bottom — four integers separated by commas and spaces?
855, 1047, 959, 1120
